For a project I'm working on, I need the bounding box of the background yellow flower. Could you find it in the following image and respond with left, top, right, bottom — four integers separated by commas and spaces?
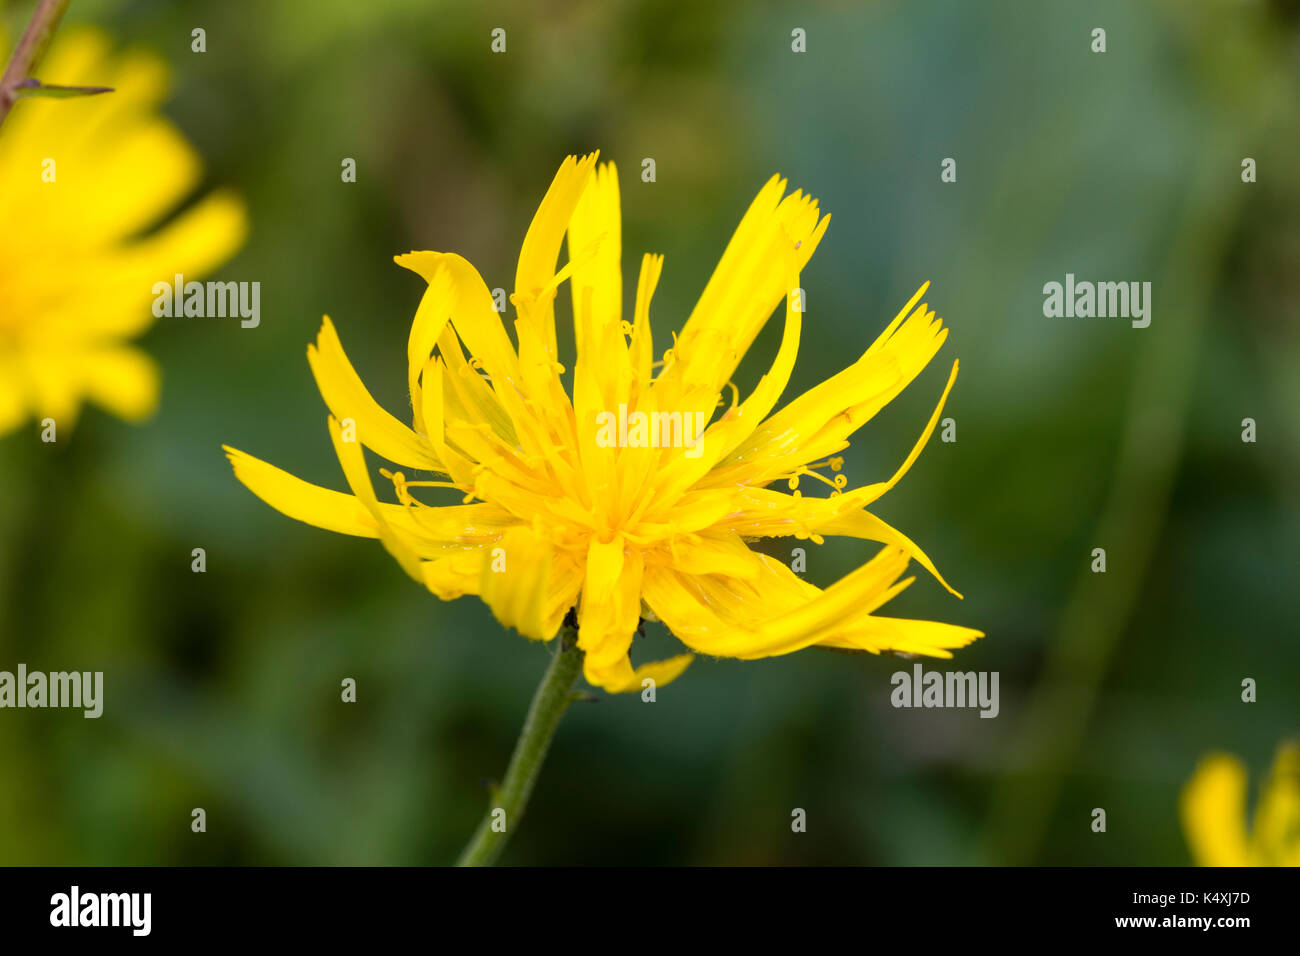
1181, 743, 1300, 866
0, 27, 245, 435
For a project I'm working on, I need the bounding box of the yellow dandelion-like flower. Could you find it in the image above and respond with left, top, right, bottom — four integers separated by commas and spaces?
225, 152, 981, 692
0, 28, 246, 435
1181, 741, 1300, 866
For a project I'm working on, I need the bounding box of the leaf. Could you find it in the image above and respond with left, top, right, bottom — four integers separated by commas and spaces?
12, 78, 113, 99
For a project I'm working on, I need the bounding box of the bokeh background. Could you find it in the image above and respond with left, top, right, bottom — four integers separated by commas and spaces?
1, 0, 1297, 865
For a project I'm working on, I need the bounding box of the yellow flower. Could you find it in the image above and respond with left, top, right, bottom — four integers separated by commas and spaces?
1181, 742, 1300, 866
0, 28, 246, 435
226, 153, 981, 692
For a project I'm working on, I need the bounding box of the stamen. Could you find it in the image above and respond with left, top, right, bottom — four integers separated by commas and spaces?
463, 357, 492, 382
805, 455, 845, 472
379, 467, 461, 507
803, 469, 838, 491
464, 472, 491, 504
720, 380, 740, 413
658, 331, 679, 373
781, 456, 851, 497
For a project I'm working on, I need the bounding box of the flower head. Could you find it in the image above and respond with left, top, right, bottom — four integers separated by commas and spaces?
226, 153, 980, 691
0, 28, 245, 435
1181, 741, 1300, 866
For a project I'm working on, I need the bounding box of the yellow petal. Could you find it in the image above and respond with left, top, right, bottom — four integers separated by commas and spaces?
578, 537, 641, 672
405, 263, 455, 433
648, 276, 802, 505
588, 652, 695, 694
567, 160, 622, 334
819, 614, 984, 658
395, 251, 524, 414
725, 489, 961, 597
423, 549, 485, 600
706, 288, 946, 488
628, 253, 662, 394
225, 445, 380, 537
307, 316, 442, 471
1251, 742, 1300, 866
328, 415, 424, 582
577, 539, 694, 694
79, 346, 158, 422
645, 530, 763, 580
514, 152, 600, 355
0, 354, 28, 436
643, 547, 904, 659
656, 177, 828, 407
479, 526, 582, 639
1181, 753, 1252, 867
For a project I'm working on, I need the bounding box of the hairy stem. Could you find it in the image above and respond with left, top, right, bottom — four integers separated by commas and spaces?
456, 626, 584, 866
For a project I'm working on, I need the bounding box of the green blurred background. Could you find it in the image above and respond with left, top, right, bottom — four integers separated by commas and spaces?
1, 0, 1297, 865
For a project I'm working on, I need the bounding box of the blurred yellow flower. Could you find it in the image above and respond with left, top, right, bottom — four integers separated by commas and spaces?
0, 28, 246, 435
1181, 742, 1300, 866
226, 152, 980, 692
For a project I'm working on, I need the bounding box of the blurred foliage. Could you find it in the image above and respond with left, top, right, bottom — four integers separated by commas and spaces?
0, 0, 1296, 864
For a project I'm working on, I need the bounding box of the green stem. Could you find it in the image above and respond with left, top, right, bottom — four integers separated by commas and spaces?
0, 0, 75, 130
455, 626, 584, 866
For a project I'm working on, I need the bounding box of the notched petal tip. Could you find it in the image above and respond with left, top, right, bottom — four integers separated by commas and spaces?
394, 251, 449, 285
